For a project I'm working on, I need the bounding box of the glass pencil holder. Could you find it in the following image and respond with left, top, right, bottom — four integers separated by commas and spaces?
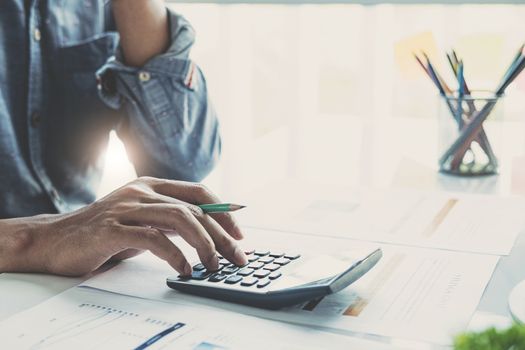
438, 91, 504, 176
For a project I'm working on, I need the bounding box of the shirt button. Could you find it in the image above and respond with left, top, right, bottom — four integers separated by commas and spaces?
138, 71, 151, 82
34, 28, 42, 42
31, 112, 41, 128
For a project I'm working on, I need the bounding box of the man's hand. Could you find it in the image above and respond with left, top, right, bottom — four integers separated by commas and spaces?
0, 177, 247, 277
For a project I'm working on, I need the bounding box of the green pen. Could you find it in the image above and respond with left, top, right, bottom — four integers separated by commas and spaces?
198, 203, 246, 213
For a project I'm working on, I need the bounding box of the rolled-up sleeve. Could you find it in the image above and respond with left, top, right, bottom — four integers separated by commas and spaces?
96, 10, 221, 182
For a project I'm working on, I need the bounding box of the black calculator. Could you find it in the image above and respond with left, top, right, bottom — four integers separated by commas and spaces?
166, 248, 382, 309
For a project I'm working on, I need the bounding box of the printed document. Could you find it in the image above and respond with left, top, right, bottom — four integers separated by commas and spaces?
0, 287, 393, 350
81, 229, 499, 345
239, 184, 525, 255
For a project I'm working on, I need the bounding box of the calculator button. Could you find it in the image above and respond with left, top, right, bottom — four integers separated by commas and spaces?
240, 277, 258, 286
254, 250, 270, 256
248, 262, 264, 270
268, 271, 282, 280
225, 275, 243, 285
237, 268, 254, 276
219, 257, 230, 265
191, 270, 212, 280
284, 253, 301, 260
257, 279, 271, 288
263, 264, 280, 271
221, 266, 239, 274
274, 258, 290, 265
253, 270, 270, 278
208, 265, 223, 273
247, 255, 259, 262
244, 249, 255, 255
269, 252, 284, 258
208, 273, 227, 282
258, 256, 274, 264
193, 263, 206, 271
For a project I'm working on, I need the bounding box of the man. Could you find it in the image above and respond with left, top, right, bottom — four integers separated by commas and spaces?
0, 0, 247, 277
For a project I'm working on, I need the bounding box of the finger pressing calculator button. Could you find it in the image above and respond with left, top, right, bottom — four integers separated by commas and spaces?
191, 270, 212, 280
253, 270, 270, 278
208, 273, 227, 282
258, 256, 274, 264
225, 275, 243, 285
193, 263, 206, 271
269, 252, 284, 258
237, 268, 254, 276
254, 250, 270, 256
240, 277, 258, 286
274, 258, 290, 265
257, 279, 271, 288
268, 271, 282, 280
284, 253, 301, 260
247, 255, 259, 262
248, 262, 264, 270
221, 266, 239, 274
208, 265, 223, 273
263, 264, 280, 271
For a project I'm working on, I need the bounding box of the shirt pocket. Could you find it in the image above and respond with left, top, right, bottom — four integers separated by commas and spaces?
48, 33, 119, 172
55, 33, 118, 113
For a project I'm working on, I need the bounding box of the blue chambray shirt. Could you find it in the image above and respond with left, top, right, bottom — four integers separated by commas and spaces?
0, 1, 221, 219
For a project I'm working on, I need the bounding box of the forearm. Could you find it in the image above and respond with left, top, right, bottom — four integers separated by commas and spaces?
112, 0, 170, 67
0, 216, 52, 273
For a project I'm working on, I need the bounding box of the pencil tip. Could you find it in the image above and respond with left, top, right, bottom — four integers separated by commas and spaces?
230, 204, 247, 211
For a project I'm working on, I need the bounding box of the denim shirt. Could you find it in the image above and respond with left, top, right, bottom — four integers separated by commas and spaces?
0, 1, 221, 218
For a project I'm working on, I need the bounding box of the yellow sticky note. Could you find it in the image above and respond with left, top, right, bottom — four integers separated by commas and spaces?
394, 31, 440, 79
455, 33, 505, 82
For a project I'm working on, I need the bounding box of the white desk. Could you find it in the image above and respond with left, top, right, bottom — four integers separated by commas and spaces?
2, 118, 525, 347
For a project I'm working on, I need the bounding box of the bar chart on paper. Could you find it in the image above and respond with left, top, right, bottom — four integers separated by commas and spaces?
20, 303, 184, 349
0, 290, 232, 350
0, 286, 395, 350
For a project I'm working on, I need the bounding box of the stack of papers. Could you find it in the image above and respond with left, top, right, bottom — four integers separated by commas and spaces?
1, 185, 523, 348
80, 229, 499, 345
239, 185, 525, 255
0, 286, 395, 349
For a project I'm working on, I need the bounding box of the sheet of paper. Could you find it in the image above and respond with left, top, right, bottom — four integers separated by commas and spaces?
81, 229, 499, 345
0, 286, 393, 350
238, 183, 525, 255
